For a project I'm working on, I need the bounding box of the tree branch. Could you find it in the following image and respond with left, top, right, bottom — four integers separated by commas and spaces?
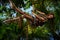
4, 0, 54, 26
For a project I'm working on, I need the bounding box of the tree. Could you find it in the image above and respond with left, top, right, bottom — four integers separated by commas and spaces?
0, 0, 60, 40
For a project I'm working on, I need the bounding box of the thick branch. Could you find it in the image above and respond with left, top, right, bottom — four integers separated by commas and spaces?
6, 0, 54, 26
9, 0, 47, 22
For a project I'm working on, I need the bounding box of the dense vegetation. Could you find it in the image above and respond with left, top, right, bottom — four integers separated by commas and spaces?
0, 0, 60, 40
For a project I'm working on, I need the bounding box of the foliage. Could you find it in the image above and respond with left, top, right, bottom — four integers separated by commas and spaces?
0, 21, 19, 40
0, 0, 60, 40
